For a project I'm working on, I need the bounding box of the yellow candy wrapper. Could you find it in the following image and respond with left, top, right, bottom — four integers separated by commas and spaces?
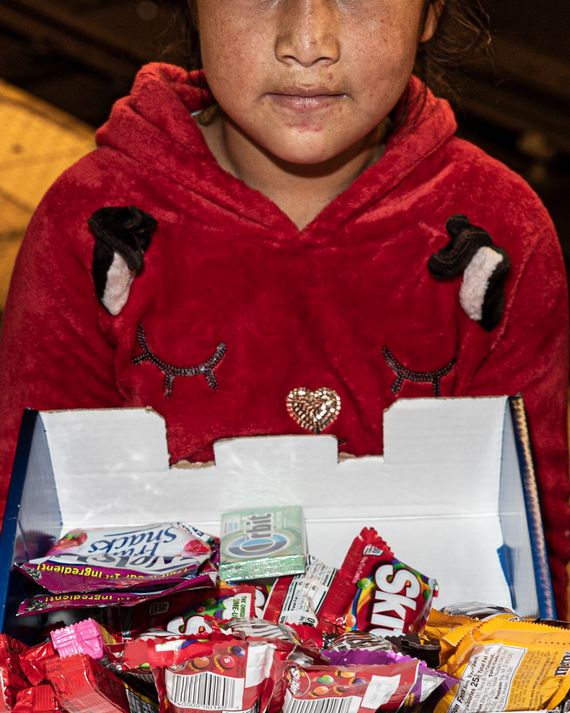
423, 608, 518, 668
435, 618, 570, 713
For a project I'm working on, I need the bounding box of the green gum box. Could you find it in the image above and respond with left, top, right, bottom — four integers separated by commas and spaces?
220, 505, 307, 582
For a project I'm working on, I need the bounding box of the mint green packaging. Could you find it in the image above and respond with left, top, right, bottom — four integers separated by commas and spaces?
220, 505, 306, 582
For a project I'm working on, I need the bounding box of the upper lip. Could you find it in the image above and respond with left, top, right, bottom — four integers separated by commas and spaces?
270, 85, 345, 97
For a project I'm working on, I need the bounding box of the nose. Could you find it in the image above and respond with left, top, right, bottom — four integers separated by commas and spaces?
275, 0, 341, 68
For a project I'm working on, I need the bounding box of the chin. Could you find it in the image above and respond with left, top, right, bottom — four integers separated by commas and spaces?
264, 135, 349, 168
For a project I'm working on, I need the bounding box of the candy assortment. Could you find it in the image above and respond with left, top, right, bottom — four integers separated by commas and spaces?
2, 515, 569, 712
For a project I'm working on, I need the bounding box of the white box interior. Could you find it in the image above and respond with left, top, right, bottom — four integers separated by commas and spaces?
30, 397, 538, 615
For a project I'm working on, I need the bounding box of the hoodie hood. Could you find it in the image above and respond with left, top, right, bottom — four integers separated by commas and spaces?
96, 62, 457, 235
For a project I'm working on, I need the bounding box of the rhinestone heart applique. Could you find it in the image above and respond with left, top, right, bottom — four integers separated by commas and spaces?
286, 387, 341, 434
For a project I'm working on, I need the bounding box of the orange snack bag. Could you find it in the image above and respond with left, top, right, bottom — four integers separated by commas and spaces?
423, 608, 518, 667
435, 618, 570, 713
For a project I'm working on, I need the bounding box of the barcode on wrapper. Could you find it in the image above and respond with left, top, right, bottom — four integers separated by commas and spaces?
165, 670, 245, 710
283, 692, 361, 713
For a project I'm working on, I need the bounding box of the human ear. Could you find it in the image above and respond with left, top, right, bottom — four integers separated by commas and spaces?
420, 0, 445, 43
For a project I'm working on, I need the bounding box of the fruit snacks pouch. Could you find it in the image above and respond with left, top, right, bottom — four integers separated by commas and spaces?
19, 523, 215, 594
283, 660, 421, 713
435, 618, 570, 713
263, 556, 337, 627
150, 637, 276, 713
319, 528, 437, 638
17, 569, 218, 616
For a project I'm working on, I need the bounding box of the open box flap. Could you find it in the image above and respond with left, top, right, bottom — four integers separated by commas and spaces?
43, 407, 170, 476
48, 397, 507, 527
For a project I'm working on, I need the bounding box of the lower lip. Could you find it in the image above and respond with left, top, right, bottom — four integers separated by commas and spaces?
268, 94, 345, 111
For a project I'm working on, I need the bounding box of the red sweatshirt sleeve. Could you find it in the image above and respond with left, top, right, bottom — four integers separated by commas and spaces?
467, 223, 570, 617
0, 179, 123, 516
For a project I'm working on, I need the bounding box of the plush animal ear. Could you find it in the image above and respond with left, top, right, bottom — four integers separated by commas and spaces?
428, 215, 510, 331
89, 206, 157, 315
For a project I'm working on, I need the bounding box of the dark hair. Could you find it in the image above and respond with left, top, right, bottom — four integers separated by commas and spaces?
415, 0, 491, 100
161, 0, 491, 101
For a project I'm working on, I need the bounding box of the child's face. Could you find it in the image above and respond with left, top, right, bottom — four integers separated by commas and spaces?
196, 0, 437, 166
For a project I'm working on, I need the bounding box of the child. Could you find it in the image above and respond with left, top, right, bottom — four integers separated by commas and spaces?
0, 0, 568, 614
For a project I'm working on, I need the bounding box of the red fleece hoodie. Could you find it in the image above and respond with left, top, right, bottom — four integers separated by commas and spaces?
0, 64, 568, 613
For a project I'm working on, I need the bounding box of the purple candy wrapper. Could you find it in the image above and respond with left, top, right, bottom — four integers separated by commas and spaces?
17, 523, 216, 594
324, 648, 457, 705
17, 569, 217, 616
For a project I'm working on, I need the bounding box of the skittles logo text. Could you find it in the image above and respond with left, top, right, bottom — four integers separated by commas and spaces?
369, 563, 422, 637
349, 563, 424, 638
227, 513, 290, 559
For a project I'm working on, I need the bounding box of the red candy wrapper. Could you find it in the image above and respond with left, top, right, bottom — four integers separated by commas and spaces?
283, 661, 420, 713
164, 586, 258, 636
45, 653, 158, 712
263, 557, 337, 626
50, 619, 158, 694
90, 585, 257, 642
288, 625, 326, 653
319, 528, 437, 637
129, 636, 276, 713
12, 685, 60, 713
323, 649, 457, 707
19, 641, 55, 686
0, 634, 30, 711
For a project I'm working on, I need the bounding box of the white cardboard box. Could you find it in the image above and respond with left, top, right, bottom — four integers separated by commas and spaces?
0, 395, 555, 641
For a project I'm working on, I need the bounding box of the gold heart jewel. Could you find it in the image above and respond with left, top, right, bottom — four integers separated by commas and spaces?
286, 387, 341, 434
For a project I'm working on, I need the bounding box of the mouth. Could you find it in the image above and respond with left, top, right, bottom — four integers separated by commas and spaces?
267, 87, 347, 111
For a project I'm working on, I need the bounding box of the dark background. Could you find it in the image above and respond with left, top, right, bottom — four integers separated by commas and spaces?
1, 0, 569, 269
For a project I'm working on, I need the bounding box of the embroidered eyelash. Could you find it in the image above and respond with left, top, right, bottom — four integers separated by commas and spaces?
132, 324, 227, 398
383, 346, 455, 397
